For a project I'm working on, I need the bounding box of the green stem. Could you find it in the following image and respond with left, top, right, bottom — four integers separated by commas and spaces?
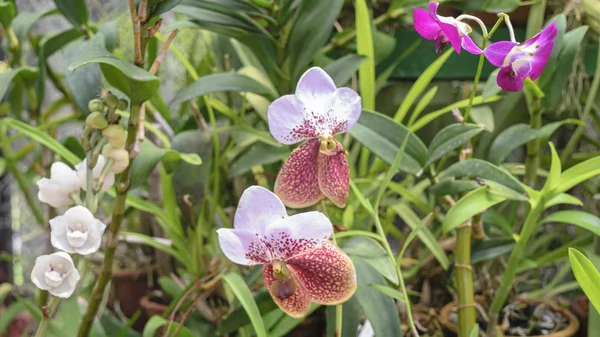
524, 99, 542, 186
34, 296, 60, 337
486, 201, 545, 337
335, 304, 343, 337
560, 33, 600, 164
455, 222, 475, 337
77, 103, 141, 337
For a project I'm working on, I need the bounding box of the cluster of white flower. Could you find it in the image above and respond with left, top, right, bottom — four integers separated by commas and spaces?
31, 157, 112, 298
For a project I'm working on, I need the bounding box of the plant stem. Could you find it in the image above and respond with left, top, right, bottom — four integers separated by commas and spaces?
524, 99, 542, 186
455, 219, 475, 337
486, 200, 545, 337
560, 33, 600, 164
77, 103, 141, 337
34, 296, 60, 337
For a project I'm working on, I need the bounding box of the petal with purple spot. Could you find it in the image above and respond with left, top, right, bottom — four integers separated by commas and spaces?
234, 185, 287, 235
484, 41, 518, 67
328, 88, 362, 135
263, 211, 332, 261
287, 241, 357, 305
268, 94, 318, 145
497, 66, 525, 92
217, 228, 271, 265
413, 8, 439, 40
263, 264, 311, 318
317, 139, 349, 208
529, 42, 554, 80
274, 139, 323, 208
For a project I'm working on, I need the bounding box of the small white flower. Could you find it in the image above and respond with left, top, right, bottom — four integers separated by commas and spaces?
30, 252, 80, 298
76, 155, 115, 192
37, 162, 80, 208
50, 206, 107, 255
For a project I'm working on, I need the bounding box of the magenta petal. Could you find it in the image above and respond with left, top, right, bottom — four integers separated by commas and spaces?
263, 264, 311, 318
295, 67, 336, 102
438, 21, 462, 54
287, 241, 357, 305
484, 41, 517, 67
413, 8, 438, 40
461, 34, 482, 55
523, 22, 558, 48
317, 139, 349, 208
428, 2, 440, 17
497, 66, 524, 92
268, 94, 318, 145
275, 139, 323, 208
529, 42, 554, 80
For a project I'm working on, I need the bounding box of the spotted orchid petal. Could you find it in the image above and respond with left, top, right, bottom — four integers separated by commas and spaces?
263, 264, 311, 318
264, 211, 332, 261
274, 139, 322, 208
217, 228, 271, 265
267, 67, 361, 145
287, 241, 357, 305
317, 139, 349, 208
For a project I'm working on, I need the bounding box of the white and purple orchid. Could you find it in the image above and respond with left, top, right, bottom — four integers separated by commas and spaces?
31, 252, 80, 298
413, 2, 482, 56
267, 67, 361, 208
217, 186, 357, 318
484, 23, 557, 92
50, 206, 107, 255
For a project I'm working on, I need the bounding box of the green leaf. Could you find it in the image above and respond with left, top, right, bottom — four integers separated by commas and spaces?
130, 140, 201, 188
471, 237, 515, 264
469, 325, 480, 337
394, 48, 452, 122
350, 109, 427, 174
323, 54, 365, 87
0, 2, 16, 28
287, 0, 344, 80
538, 15, 566, 91
228, 142, 288, 178
222, 273, 267, 337
343, 236, 398, 285
488, 123, 539, 164
54, 0, 88, 26
437, 159, 525, 195
149, 0, 183, 17
569, 248, 600, 314
0, 67, 39, 102
3, 118, 79, 165
391, 204, 450, 269
170, 72, 276, 108
142, 316, 195, 337
219, 289, 278, 335
355, 0, 375, 110
480, 179, 528, 201
369, 284, 405, 301
269, 304, 320, 337
540, 211, 600, 237
352, 258, 403, 337
442, 186, 506, 233
119, 231, 184, 263
407, 85, 438, 127
542, 142, 561, 195
63, 36, 103, 115
68, 46, 160, 103
410, 95, 501, 132
430, 179, 481, 196
544, 193, 583, 209
482, 68, 502, 99
556, 155, 600, 194
541, 26, 588, 111
470, 106, 495, 132
425, 123, 483, 166
12, 9, 58, 47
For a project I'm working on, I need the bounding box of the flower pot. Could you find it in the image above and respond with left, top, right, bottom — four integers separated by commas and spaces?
440, 299, 579, 337
139, 295, 168, 318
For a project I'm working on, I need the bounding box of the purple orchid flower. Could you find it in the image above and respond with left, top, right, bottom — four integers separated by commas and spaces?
484, 23, 557, 92
268, 67, 361, 208
217, 186, 357, 317
413, 2, 482, 55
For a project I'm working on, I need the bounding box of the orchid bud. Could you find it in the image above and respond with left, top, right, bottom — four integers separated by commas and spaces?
103, 93, 120, 109
118, 99, 128, 111
102, 125, 126, 148
88, 99, 104, 113
103, 147, 129, 173
86, 112, 108, 129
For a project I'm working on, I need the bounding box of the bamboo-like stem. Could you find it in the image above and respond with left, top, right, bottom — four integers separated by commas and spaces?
524, 100, 542, 186
77, 102, 141, 337
560, 33, 600, 164
33, 296, 60, 337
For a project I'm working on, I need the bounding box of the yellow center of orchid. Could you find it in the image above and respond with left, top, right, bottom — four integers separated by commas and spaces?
319, 134, 336, 154
272, 261, 290, 280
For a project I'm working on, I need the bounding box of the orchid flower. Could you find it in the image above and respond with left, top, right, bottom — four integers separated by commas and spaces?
50, 206, 107, 255
75, 155, 115, 192
217, 186, 357, 318
484, 23, 557, 92
31, 252, 80, 298
413, 2, 482, 55
268, 67, 361, 208
37, 162, 80, 208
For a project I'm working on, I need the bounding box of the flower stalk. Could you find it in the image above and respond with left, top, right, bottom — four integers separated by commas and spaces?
33, 296, 60, 337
